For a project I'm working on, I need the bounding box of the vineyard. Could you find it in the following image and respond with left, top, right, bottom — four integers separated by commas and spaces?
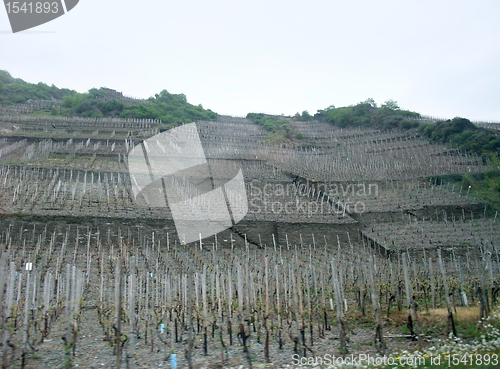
0, 107, 499, 368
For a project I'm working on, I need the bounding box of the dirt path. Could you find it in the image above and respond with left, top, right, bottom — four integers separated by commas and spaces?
72, 307, 115, 368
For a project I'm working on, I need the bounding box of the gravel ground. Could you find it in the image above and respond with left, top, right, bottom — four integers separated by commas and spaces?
22, 306, 421, 369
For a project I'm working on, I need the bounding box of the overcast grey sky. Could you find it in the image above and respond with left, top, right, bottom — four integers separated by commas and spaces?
1, 0, 499, 121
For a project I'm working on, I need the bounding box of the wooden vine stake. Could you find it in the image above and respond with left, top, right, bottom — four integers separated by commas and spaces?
291, 266, 302, 357
202, 265, 208, 356
331, 258, 347, 357
237, 264, 252, 369
22, 269, 31, 369
402, 253, 417, 340
185, 275, 194, 369
115, 258, 123, 369
367, 256, 385, 355
276, 264, 283, 349
479, 253, 490, 320
128, 257, 136, 368
428, 258, 436, 309
227, 268, 233, 346
437, 249, 457, 337
264, 257, 270, 363
2, 262, 16, 369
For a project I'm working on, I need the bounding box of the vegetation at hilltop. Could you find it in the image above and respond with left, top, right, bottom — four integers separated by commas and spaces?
293, 110, 314, 122
0, 69, 73, 103
313, 99, 500, 155
419, 117, 500, 154
56, 88, 217, 125
0, 70, 217, 125
315, 98, 421, 130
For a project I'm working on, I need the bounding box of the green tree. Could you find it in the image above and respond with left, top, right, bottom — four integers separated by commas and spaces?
363, 98, 377, 107
300, 110, 312, 121
0, 70, 12, 84
382, 99, 400, 110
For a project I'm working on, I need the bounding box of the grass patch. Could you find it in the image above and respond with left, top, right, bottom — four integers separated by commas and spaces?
420, 307, 481, 339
